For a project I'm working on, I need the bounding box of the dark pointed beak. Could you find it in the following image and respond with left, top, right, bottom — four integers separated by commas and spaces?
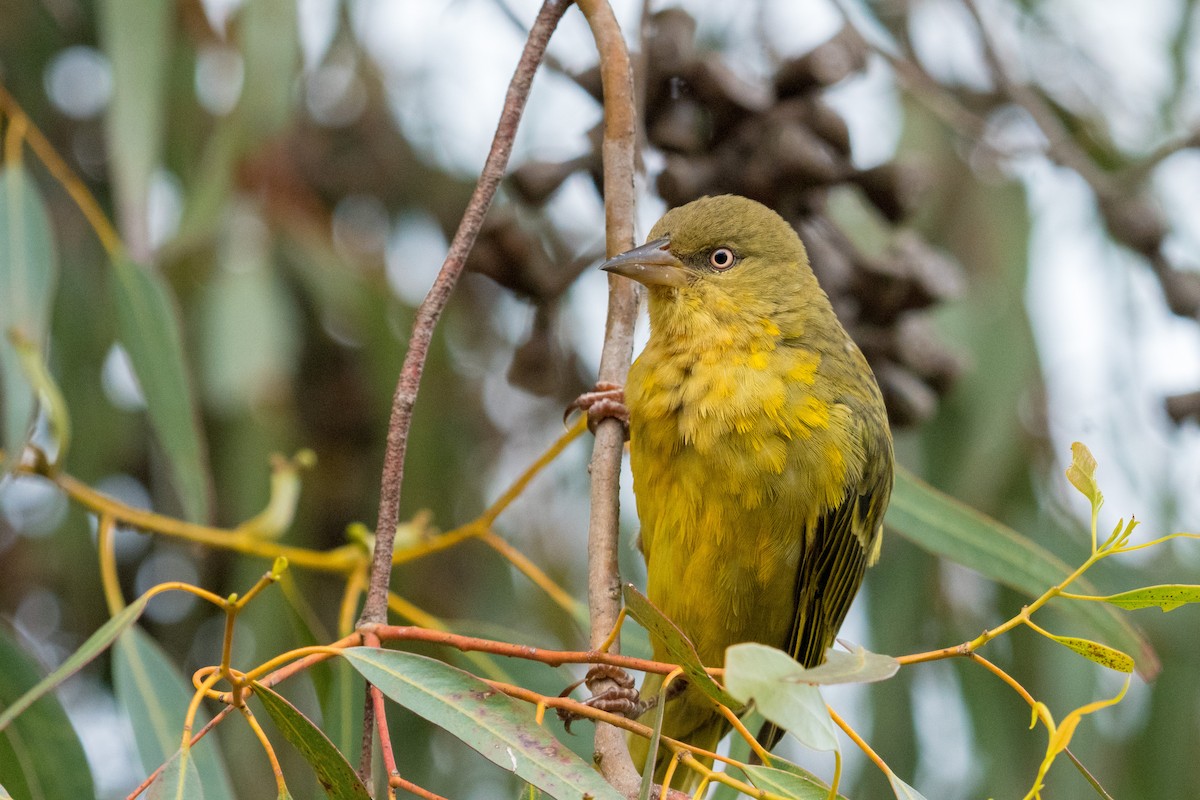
600, 237, 690, 288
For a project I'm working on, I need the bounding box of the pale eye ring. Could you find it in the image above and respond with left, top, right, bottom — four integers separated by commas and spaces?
709, 247, 736, 270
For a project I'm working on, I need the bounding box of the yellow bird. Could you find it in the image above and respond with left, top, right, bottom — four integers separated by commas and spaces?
600, 195, 894, 785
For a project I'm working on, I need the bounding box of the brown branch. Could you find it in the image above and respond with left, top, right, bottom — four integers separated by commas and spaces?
356, 0, 571, 779
575, 0, 643, 795
367, 623, 681, 674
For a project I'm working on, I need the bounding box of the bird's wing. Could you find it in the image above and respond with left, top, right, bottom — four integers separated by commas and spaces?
757, 413, 892, 751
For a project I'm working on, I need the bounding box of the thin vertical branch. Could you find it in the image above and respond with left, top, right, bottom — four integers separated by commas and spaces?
576, 0, 643, 794
357, 0, 571, 779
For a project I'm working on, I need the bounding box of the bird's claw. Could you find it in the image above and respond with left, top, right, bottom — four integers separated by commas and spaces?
557, 664, 649, 732
565, 381, 629, 439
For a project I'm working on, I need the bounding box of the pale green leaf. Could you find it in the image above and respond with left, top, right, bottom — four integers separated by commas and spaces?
622, 584, 739, 709
723, 644, 838, 752
100, 0, 172, 251
1065, 442, 1102, 510
0, 593, 151, 731
785, 642, 898, 685
253, 682, 371, 800
110, 257, 211, 522
0, 166, 57, 471
342, 647, 622, 800
887, 468, 1158, 678
144, 748, 205, 800
888, 773, 929, 800
114, 628, 235, 800
0, 625, 94, 799
744, 764, 836, 799
1095, 584, 1200, 612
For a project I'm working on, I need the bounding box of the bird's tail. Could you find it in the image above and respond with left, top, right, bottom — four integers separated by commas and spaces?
627, 672, 730, 792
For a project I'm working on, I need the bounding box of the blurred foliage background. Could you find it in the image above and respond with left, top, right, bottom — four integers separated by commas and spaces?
1, 0, 1198, 798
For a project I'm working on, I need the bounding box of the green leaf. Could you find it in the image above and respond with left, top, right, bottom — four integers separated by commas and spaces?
1042, 633, 1134, 673
744, 764, 837, 799
779, 642, 899, 685
100, 0, 172, 254
110, 257, 211, 522
114, 628, 235, 800
1091, 584, 1200, 612
253, 682, 372, 800
723, 644, 838, 752
0, 165, 58, 471
887, 773, 929, 800
0, 592, 151, 731
144, 747, 205, 800
237, 0, 301, 137
621, 584, 739, 710
0, 780, 13, 799
887, 468, 1159, 679
0, 625, 94, 800
342, 647, 623, 800
1065, 442, 1102, 511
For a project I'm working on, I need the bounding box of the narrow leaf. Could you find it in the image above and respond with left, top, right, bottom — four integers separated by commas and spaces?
110, 257, 211, 522
887, 468, 1158, 678
1065, 442, 1102, 510
114, 628, 235, 800
1092, 584, 1200, 612
622, 584, 739, 709
744, 764, 835, 799
1043, 633, 1134, 673
723, 644, 837, 752
0, 165, 58, 471
887, 773, 930, 800
144, 747, 205, 800
100, 0, 172, 253
0, 625, 94, 799
253, 682, 371, 800
0, 593, 151, 731
342, 647, 622, 800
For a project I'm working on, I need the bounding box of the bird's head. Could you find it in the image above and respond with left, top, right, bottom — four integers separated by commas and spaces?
601, 195, 822, 332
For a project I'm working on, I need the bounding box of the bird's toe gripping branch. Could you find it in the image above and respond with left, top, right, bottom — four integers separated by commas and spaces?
565, 381, 629, 438
558, 664, 647, 732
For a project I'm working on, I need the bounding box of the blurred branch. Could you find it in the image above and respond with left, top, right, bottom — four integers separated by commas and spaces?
357, 0, 570, 779
575, 0, 643, 794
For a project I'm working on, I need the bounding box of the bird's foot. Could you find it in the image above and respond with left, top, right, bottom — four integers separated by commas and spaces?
557, 665, 649, 732
565, 381, 629, 439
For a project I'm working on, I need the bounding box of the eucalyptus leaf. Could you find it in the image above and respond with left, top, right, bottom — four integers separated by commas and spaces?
342, 647, 622, 800
110, 257, 211, 522
0, 593, 151, 731
1094, 584, 1200, 612
887, 468, 1158, 678
723, 644, 838, 752
622, 584, 739, 709
0, 165, 58, 471
114, 627, 235, 800
0, 625, 94, 799
888, 773, 930, 800
1043, 633, 1134, 673
744, 764, 838, 799
144, 747, 205, 800
253, 682, 371, 800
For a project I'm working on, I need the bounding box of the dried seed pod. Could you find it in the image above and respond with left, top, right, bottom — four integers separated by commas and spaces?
774, 25, 870, 97
1158, 265, 1200, 318
509, 158, 586, 206
645, 8, 699, 82
874, 361, 939, 427
508, 304, 564, 396
1165, 390, 1200, 425
1098, 193, 1168, 256
571, 65, 604, 104
852, 162, 929, 223
764, 117, 850, 185
657, 154, 720, 206
893, 314, 966, 391
648, 98, 712, 155
796, 216, 855, 296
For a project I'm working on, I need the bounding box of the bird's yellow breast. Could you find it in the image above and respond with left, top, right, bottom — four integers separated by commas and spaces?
627, 310, 856, 666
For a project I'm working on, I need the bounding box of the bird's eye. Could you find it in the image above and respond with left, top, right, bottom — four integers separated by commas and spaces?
709, 247, 736, 270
